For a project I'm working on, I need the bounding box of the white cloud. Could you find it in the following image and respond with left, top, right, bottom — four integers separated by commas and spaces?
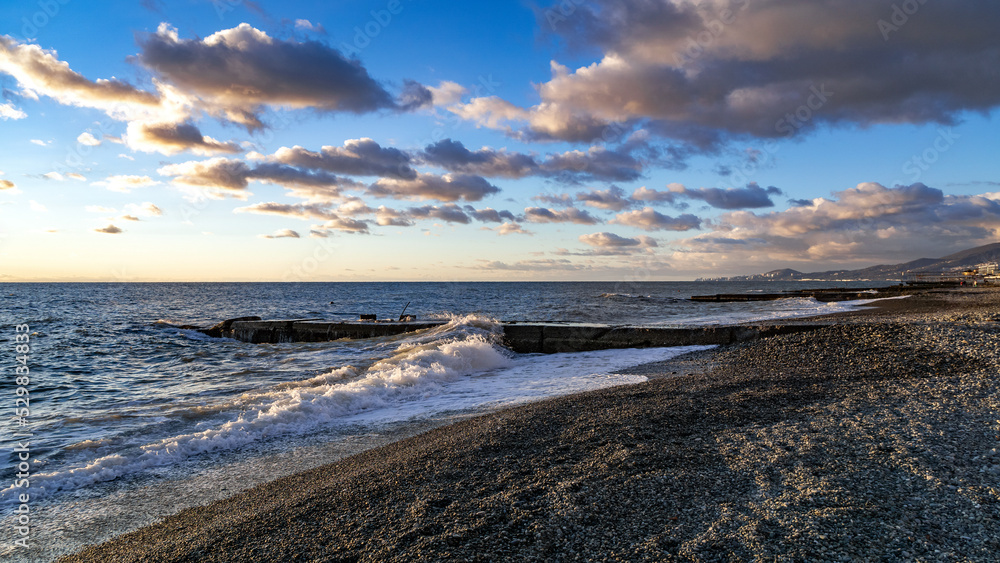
92, 175, 161, 192
0, 102, 26, 120
77, 132, 102, 146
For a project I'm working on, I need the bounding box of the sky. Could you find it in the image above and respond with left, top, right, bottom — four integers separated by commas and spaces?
1, 0, 999, 282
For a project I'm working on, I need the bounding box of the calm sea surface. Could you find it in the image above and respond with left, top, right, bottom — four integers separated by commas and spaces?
0, 281, 893, 560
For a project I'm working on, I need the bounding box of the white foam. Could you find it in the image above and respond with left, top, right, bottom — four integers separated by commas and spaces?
3, 315, 713, 502
1, 315, 514, 500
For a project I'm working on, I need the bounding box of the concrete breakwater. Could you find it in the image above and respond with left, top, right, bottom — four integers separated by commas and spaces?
200, 317, 824, 353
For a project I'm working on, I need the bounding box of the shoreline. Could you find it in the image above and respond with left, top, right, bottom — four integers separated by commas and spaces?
59, 288, 1000, 561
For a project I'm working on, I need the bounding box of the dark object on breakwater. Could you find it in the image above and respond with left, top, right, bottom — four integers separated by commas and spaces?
202, 316, 263, 338
198, 317, 823, 353
690, 284, 948, 303
359, 314, 377, 321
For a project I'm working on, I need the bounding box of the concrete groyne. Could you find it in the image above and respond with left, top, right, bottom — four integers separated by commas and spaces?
200, 318, 824, 353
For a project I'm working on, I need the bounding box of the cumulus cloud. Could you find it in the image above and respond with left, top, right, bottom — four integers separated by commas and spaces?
611, 207, 701, 231
426, 81, 467, 106
672, 182, 783, 210
0, 102, 26, 120
576, 231, 658, 255
673, 182, 1000, 268
576, 186, 633, 211
419, 138, 644, 182
269, 138, 415, 179
313, 217, 369, 233
259, 228, 300, 239
66, 173, 86, 181
125, 121, 242, 155
632, 184, 686, 204
158, 157, 358, 199
495, 222, 531, 236
407, 204, 471, 224
457, 1, 1000, 148
77, 132, 101, 146
466, 206, 517, 223
93, 175, 160, 193
136, 23, 397, 129
234, 202, 338, 221
420, 139, 537, 178
0, 179, 15, 190
375, 206, 413, 227
94, 224, 123, 234
368, 173, 500, 202
523, 206, 600, 225
0, 35, 161, 116
123, 202, 163, 217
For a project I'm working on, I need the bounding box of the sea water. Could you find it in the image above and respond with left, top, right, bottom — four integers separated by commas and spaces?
0, 281, 894, 560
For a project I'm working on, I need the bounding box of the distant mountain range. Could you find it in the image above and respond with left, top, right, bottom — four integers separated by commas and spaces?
699, 242, 1000, 282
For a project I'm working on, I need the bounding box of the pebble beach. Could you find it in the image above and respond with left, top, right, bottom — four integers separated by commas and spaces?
59, 288, 1000, 562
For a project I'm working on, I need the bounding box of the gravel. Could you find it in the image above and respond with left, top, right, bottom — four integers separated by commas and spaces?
59, 289, 1000, 562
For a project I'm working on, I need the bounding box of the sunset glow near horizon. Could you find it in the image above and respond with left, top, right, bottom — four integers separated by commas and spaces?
1, 0, 999, 282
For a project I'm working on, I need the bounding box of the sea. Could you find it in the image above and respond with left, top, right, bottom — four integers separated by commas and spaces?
0, 281, 897, 561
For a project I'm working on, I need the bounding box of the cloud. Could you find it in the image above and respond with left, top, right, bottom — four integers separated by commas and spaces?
426, 81, 467, 106
29, 200, 47, 212
375, 206, 413, 227
495, 222, 532, 236
136, 23, 397, 129
466, 206, 517, 223
125, 121, 242, 155
462, 1, 1000, 147
368, 173, 500, 202
0, 35, 161, 115
42, 171, 64, 180
30, 139, 49, 146
234, 201, 339, 221
407, 203, 471, 224
673, 182, 1000, 268
475, 258, 583, 271
576, 231, 658, 255
294, 19, 325, 33
123, 202, 163, 217
158, 158, 358, 200
672, 182, 783, 210
86, 205, 116, 213
0, 179, 15, 190
611, 207, 701, 231
95, 224, 122, 234
523, 206, 600, 225
66, 173, 86, 181
77, 132, 101, 146
576, 186, 633, 211
269, 138, 415, 179
259, 229, 300, 239
632, 184, 685, 204
120, 214, 141, 221
313, 217, 369, 233
0, 101, 26, 120
93, 175, 160, 192
420, 139, 537, 178
419, 138, 644, 182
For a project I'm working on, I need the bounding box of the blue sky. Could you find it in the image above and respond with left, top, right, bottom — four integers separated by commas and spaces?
1, 0, 998, 281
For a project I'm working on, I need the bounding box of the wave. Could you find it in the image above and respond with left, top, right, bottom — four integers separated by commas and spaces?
1, 315, 511, 500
